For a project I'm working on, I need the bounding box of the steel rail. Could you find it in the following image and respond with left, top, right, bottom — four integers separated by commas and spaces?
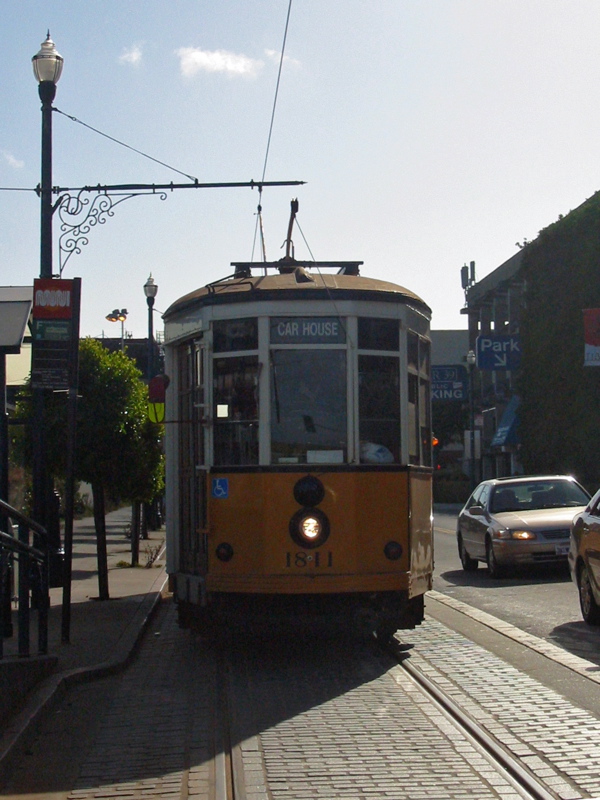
215, 641, 247, 800
387, 640, 560, 800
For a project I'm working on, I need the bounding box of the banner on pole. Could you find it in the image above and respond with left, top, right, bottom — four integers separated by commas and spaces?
583, 308, 600, 366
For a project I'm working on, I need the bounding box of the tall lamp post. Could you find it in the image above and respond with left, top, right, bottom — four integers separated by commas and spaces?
106, 308, 128, 350
32, 33, 63, 280
30, 34, 63, 547
143, 275, 158, 380
466, 349, 477, 489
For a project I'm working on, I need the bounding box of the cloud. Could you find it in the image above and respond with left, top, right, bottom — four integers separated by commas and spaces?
264, 49, 301, 69
119, 45, 143, 67
2, 151, 24, 169
176, 47, 263, 78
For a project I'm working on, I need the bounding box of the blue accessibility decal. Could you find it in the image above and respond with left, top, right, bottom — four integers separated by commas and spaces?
212, 478, 229, 499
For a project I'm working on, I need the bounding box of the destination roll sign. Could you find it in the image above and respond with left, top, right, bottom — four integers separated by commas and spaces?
270, 317, 346, 345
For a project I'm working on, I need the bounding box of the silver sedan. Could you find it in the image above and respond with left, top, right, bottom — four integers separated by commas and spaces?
456, 475, 590, 578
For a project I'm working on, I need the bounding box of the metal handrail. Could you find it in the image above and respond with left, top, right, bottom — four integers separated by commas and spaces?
0, 498, 50, 658
0, 498, 46, 535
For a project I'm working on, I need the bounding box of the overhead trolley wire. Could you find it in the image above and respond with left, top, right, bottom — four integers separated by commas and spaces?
252, 0, 294, 266
53, 108, 199, 182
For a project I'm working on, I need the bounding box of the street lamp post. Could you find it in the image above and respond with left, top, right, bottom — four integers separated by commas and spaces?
466, 349, 477, 489
106, 309, 128, 351
32, 33, 63, 280
31, 34, 63, 564
143, 275, 158, 380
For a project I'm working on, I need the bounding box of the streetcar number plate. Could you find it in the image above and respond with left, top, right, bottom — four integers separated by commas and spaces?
286, 552, 333, 568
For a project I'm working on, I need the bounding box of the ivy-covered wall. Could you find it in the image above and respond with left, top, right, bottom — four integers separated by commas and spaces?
517, 191, 600, 490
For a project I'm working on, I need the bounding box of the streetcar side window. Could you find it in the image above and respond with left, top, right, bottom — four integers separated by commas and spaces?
213, 318, 258, 352
408, 332, 431, 466
213, 355, 259, 465
408, 373, 419, 464
358, 318, 399, 351
358, 355, 400, 463
270, 349, 347, 464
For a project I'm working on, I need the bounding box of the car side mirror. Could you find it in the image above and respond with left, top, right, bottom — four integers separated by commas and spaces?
468, 505, 485, 516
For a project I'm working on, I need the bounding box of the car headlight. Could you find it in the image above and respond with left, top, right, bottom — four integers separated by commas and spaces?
511, 530, 536, 540
493, 528, 536, 540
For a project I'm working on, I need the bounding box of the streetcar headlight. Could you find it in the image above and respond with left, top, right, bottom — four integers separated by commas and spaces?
301, 515, 321, 540
289, 507, 330, 549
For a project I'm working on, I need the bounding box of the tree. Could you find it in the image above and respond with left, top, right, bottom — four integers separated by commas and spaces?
516, 191, 600, 490
15, 338, 164, 599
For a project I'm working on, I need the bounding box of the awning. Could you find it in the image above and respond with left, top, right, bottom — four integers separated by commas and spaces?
491, 395, 520, 447
0, 287, 32, 354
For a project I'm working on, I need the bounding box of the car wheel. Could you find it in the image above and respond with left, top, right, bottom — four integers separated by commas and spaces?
578, 564, 600, 626
486, 537, 505, 578
458, 533, 479, 571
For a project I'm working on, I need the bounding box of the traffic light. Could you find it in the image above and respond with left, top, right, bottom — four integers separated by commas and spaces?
148, 374, 170, 423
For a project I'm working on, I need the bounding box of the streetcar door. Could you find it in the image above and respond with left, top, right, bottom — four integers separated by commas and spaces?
193, 338, 210, 573
178, 337, 209, 576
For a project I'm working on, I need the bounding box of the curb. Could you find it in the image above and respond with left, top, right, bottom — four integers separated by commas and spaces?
428, 589, 600, 685
0, 572, 169, 785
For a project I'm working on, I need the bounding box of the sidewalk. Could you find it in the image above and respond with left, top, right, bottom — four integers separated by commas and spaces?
0, 506, 168, 778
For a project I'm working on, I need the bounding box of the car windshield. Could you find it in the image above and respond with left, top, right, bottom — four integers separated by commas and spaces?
490, 480, 589, 513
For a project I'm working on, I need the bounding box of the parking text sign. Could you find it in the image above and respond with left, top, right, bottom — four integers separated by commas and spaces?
476, 335, 521, 371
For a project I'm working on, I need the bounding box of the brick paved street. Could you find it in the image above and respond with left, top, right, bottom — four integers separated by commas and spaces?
2, 597, 600, 799
399, 617, 600, 800
229, 632, 523, 799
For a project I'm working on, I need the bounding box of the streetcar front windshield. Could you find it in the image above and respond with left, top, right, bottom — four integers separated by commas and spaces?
270, 350, 347, 464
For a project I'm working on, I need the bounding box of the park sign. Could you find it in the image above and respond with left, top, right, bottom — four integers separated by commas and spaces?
31, 278, 81, 390
476, 334, 521, 371
583, 308, 600, 366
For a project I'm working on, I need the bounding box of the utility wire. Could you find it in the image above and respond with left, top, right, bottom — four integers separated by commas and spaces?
252, 0, 294, 264
53, 108, 199, 182
260, 0, 293, 184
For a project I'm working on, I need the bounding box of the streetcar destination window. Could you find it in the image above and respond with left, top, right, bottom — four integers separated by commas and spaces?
270, 317, 346, 345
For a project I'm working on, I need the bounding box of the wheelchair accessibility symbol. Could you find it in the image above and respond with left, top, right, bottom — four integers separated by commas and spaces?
212, 478, 229, 499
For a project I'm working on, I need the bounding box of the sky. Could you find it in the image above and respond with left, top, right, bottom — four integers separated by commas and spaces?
2, 1, 600, 341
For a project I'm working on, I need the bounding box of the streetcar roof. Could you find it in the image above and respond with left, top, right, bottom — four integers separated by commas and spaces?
163, 260, 431, 319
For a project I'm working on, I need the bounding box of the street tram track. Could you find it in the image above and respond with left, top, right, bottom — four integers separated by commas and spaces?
214, 640, 247, 800
385, 638, 559, 800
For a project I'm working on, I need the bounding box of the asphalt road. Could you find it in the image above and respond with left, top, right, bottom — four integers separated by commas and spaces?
432, 510, 600, 666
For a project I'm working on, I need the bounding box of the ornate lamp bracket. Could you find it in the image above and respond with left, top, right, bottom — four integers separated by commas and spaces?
54, 188, 167, 277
